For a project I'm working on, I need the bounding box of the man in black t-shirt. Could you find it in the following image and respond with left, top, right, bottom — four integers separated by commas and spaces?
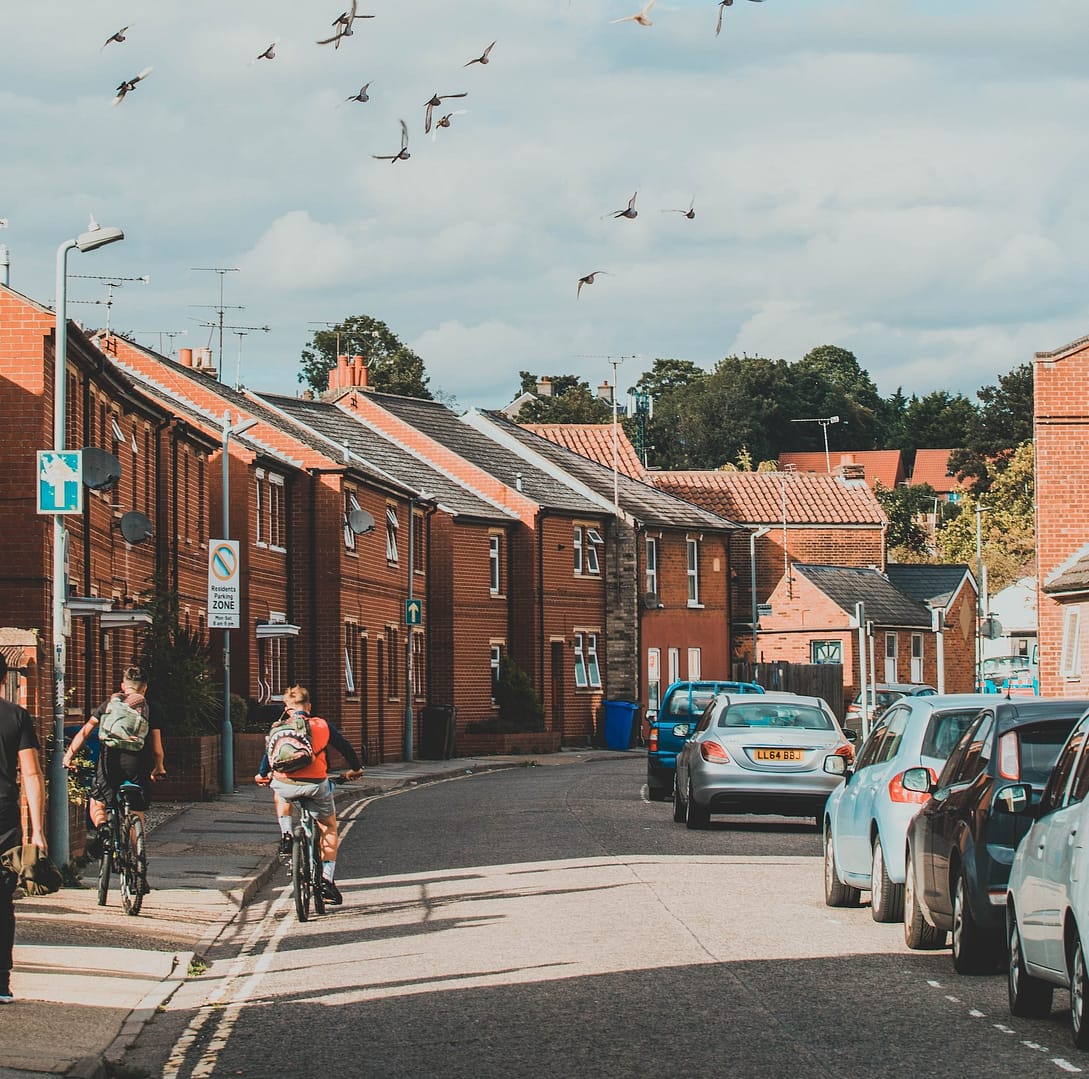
62, 666, 166, 859
0, 653, 46, 1005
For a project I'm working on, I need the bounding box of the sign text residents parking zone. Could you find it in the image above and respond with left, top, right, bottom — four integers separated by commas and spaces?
208, 540, 241, 628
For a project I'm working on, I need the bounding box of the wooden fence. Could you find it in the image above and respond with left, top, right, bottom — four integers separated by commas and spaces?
731, 661, 845, 719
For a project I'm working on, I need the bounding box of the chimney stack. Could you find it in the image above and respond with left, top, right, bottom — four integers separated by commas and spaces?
179, 348, 193, 367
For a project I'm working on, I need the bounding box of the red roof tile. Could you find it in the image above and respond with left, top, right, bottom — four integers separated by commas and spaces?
653, 470, 887, 526
778, 450, 905, 490
910, 449, 969, 494
520, 424, 646, 480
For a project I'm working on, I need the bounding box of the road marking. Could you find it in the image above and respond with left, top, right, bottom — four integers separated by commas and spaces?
1053, 1058, 1082, 1073
969, 1009, 985, 1018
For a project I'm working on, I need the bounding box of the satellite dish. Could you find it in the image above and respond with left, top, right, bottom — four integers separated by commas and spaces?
81, 447, 121, 491
347, 508, 375, 535
118, 510, 153, 545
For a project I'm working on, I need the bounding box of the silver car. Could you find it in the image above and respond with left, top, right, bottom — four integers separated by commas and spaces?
673, 691, 855, 830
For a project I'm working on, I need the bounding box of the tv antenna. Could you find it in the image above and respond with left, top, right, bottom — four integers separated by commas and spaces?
308, 322, 382, 363
133, 329, 188, 357
69, 273, 149, 335
190, 267, 241, 372
789, 415, 842, 473
191, 319, 270, 388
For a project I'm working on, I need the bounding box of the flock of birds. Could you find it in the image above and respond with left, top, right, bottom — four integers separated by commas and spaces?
98, 1, 767, 297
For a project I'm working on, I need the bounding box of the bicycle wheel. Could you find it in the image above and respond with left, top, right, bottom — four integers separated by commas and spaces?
96, 816, 111, 907
119, 814, 147, 916
311, 826, 326, 916
292, 825, 310, 922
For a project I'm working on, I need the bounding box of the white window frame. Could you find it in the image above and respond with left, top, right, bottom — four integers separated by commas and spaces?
345, 642, 356, 694
668, 647, 680, 685
585, 528, 603, 576
586, 633, 601, 688
911, 633, 923, 682
573, 526, 583, 574
344, 492, 362, 550
686, 538, 700, 606
255, 468, 266, 549
687, 647, 701, 680
884, 632, 898, 682
489, 533, 501, 595
1061, 606, 1083, 679
645, 537, 658, 596
268, 472, 286, 551
491, 644, 502, 703
647, 647, 661, 715
811, 640, 843, 665
386, 504, 399, 563
574, 632, 588, 688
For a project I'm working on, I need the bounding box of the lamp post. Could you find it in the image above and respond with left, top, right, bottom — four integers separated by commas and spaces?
749, 527, 771, 663
221, 411, 257, 794
789, 415, 841, 473
49, 220, 125, 858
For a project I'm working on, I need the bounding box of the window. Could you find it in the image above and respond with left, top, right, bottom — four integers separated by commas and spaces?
573, 526, 583, 573
489, 533, 501, 594
258, 637, 288, 703
1067, 724, 1089, 805
1061, 606, 1082, 678
884, 633, 898, 682
668, 647, 680, 685
585, 528, 603, 575
811, 640, 842, 665
386, 626, 398, 696
386, 505, 399, 563
413, 511, 424, 572
574, 632, 602, 689
255, 469, 265, 547
345, 623, 357, 694
268, 474, 285, 549
942, 712, 995, 787
1041, 718, 1089, 813
647, 647, 661, 715
853, 717, 892, 771
143, 431, 151, 514
182, 452, 190, 539
686, 539, 700, 606
411, 631, 424, 696
645, 537, 658, 596
911, 634, 923, 682
344, 491, 362, 550
491, 644, 502, 703
687, 648, 701, 680
197, 454, 206, 545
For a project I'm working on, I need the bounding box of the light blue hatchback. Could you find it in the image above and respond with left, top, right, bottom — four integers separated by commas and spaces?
822, 693, 996, 923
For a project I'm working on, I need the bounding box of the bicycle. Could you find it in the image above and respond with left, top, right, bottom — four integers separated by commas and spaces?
290, 773, 350, 922
97, 779, 148, 916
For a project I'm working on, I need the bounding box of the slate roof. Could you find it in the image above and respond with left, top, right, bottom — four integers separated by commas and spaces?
520, 424, 647, 481
653, 470, 886, 526
478, 412, 741, 532
795, 564, 933, 626
256, 393, 515, 522
910, 449, 968, 495
354, 392, 605, 515
885, 563, 972, 608
779, 450, 905, 489
1043, 542, 1089, 595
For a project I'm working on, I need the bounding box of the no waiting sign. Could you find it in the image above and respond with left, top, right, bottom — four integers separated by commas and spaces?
208, 540, 241, 628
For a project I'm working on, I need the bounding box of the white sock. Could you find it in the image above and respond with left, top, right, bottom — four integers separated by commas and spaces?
278, 815, 292, 835
322, 860, 336, 881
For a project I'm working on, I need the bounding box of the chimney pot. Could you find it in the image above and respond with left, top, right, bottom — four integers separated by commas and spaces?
179, 347, 193, 367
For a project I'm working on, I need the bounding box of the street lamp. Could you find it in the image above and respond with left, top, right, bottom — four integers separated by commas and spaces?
221, 411, 257, 794
749, 526, 771, 663
49, 219, 124, 858
790, 415, 841, 473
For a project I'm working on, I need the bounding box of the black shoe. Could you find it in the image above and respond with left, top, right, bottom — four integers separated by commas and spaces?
0, 976, 12, 1004
85, 826, 107, 860
277, 833, 292, 857
320, 878, 343, 905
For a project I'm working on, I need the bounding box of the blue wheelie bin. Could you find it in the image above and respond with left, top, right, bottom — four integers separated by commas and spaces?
604, 700, 640, 751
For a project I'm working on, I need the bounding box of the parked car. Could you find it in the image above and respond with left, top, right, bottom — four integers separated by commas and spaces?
673, 691, 855, 830
901, 697, 1089, 972
646, 680, 764, 801
978, 656, 1039, 697
822, 694, 996, 922
845, 683, 937, 727
1005, 707, 1089, 1046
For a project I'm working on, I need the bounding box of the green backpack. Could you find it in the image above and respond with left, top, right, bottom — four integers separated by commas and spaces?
99, 695, 149, 752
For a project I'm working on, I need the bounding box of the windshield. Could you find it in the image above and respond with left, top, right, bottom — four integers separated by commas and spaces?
718, 702, 833, 731
920, 709, 982, 759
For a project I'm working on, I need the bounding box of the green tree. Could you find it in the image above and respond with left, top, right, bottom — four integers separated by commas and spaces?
792, 345, 881, 450
299, 315, 432, 399
899, 391, 978, 452
495, 657, 545, 732
515, 372, 612, 423
875, 481, 936, 558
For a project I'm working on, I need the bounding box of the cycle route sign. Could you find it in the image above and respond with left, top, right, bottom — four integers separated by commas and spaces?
208, 539, 241, 628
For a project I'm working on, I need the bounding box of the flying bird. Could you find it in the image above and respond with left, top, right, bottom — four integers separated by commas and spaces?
612, 1, 655, 26
663, 198, 696, 219
464, 41, 496, 66
431, 110, 467, 141
423, 91, 467, 133
340, 82, 371, 105
255, 41, 278, 61
716, 0, 763, 35
577, 271, 609, 298
610, 192, 638, 220
373, 119, 410, 163
112, 67, 152, 106
100, 26, 130, 50
318, 1, 375, 47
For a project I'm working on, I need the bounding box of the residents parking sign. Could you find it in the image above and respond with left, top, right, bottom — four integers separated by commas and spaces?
208, 540, 241, 628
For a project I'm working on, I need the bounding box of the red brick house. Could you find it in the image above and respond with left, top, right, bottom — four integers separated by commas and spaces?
778, 450, 906, 490
520, 423, 647, 481
1035, 334, 1089, 697
652, 470, 887, 662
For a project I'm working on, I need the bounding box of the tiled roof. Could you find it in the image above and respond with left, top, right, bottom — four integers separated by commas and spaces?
779, 450, 905, 489
479, 413, 741, 531
796, 565, 933, 626
256, 393, 515, 522
351, 392, 605, 515
1043, 542, 1089, 595
885, 563, 971, 607
910, 449, 968, 494
652, 470, 886, 526
520, 424, 647, 480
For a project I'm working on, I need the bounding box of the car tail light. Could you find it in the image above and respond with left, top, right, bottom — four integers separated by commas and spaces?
889, 767, 936, 804
998, 731, 1020, 780
648, 728, 658, 753
700, 741, 731, 764
834, 742, 855, 766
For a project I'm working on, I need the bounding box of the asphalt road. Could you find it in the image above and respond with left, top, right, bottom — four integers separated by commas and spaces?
123, 758, 1089, 1078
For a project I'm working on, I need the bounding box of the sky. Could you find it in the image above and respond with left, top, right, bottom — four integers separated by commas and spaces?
4, 0, 1089, 412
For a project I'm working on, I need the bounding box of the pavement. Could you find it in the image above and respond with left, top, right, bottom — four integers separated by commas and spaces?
0, 747, 633, 1079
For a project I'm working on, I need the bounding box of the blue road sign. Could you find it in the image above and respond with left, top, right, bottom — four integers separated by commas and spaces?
405, 598, 423, 626
37, 451, 83, 514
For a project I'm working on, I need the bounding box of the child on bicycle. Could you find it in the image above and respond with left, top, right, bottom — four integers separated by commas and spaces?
255, 686, 362, 905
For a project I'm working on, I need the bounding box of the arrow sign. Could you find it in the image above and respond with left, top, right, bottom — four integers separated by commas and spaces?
37, 451, 83, 514
405, 598, 423, 626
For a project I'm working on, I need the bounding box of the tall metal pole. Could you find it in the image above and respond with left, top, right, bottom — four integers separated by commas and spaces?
749, 527, 770, 665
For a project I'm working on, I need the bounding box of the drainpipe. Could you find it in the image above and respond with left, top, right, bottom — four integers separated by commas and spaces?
933, 608, 946, 694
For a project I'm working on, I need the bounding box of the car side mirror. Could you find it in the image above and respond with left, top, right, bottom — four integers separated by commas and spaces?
994, 783, 1032, 815
901, 766, 934, 795
842, 729, 858, 744
824, 754, 850, 779
672, 723, 692, 737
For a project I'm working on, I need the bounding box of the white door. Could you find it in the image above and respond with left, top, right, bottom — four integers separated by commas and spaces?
884, 633, 897, 682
